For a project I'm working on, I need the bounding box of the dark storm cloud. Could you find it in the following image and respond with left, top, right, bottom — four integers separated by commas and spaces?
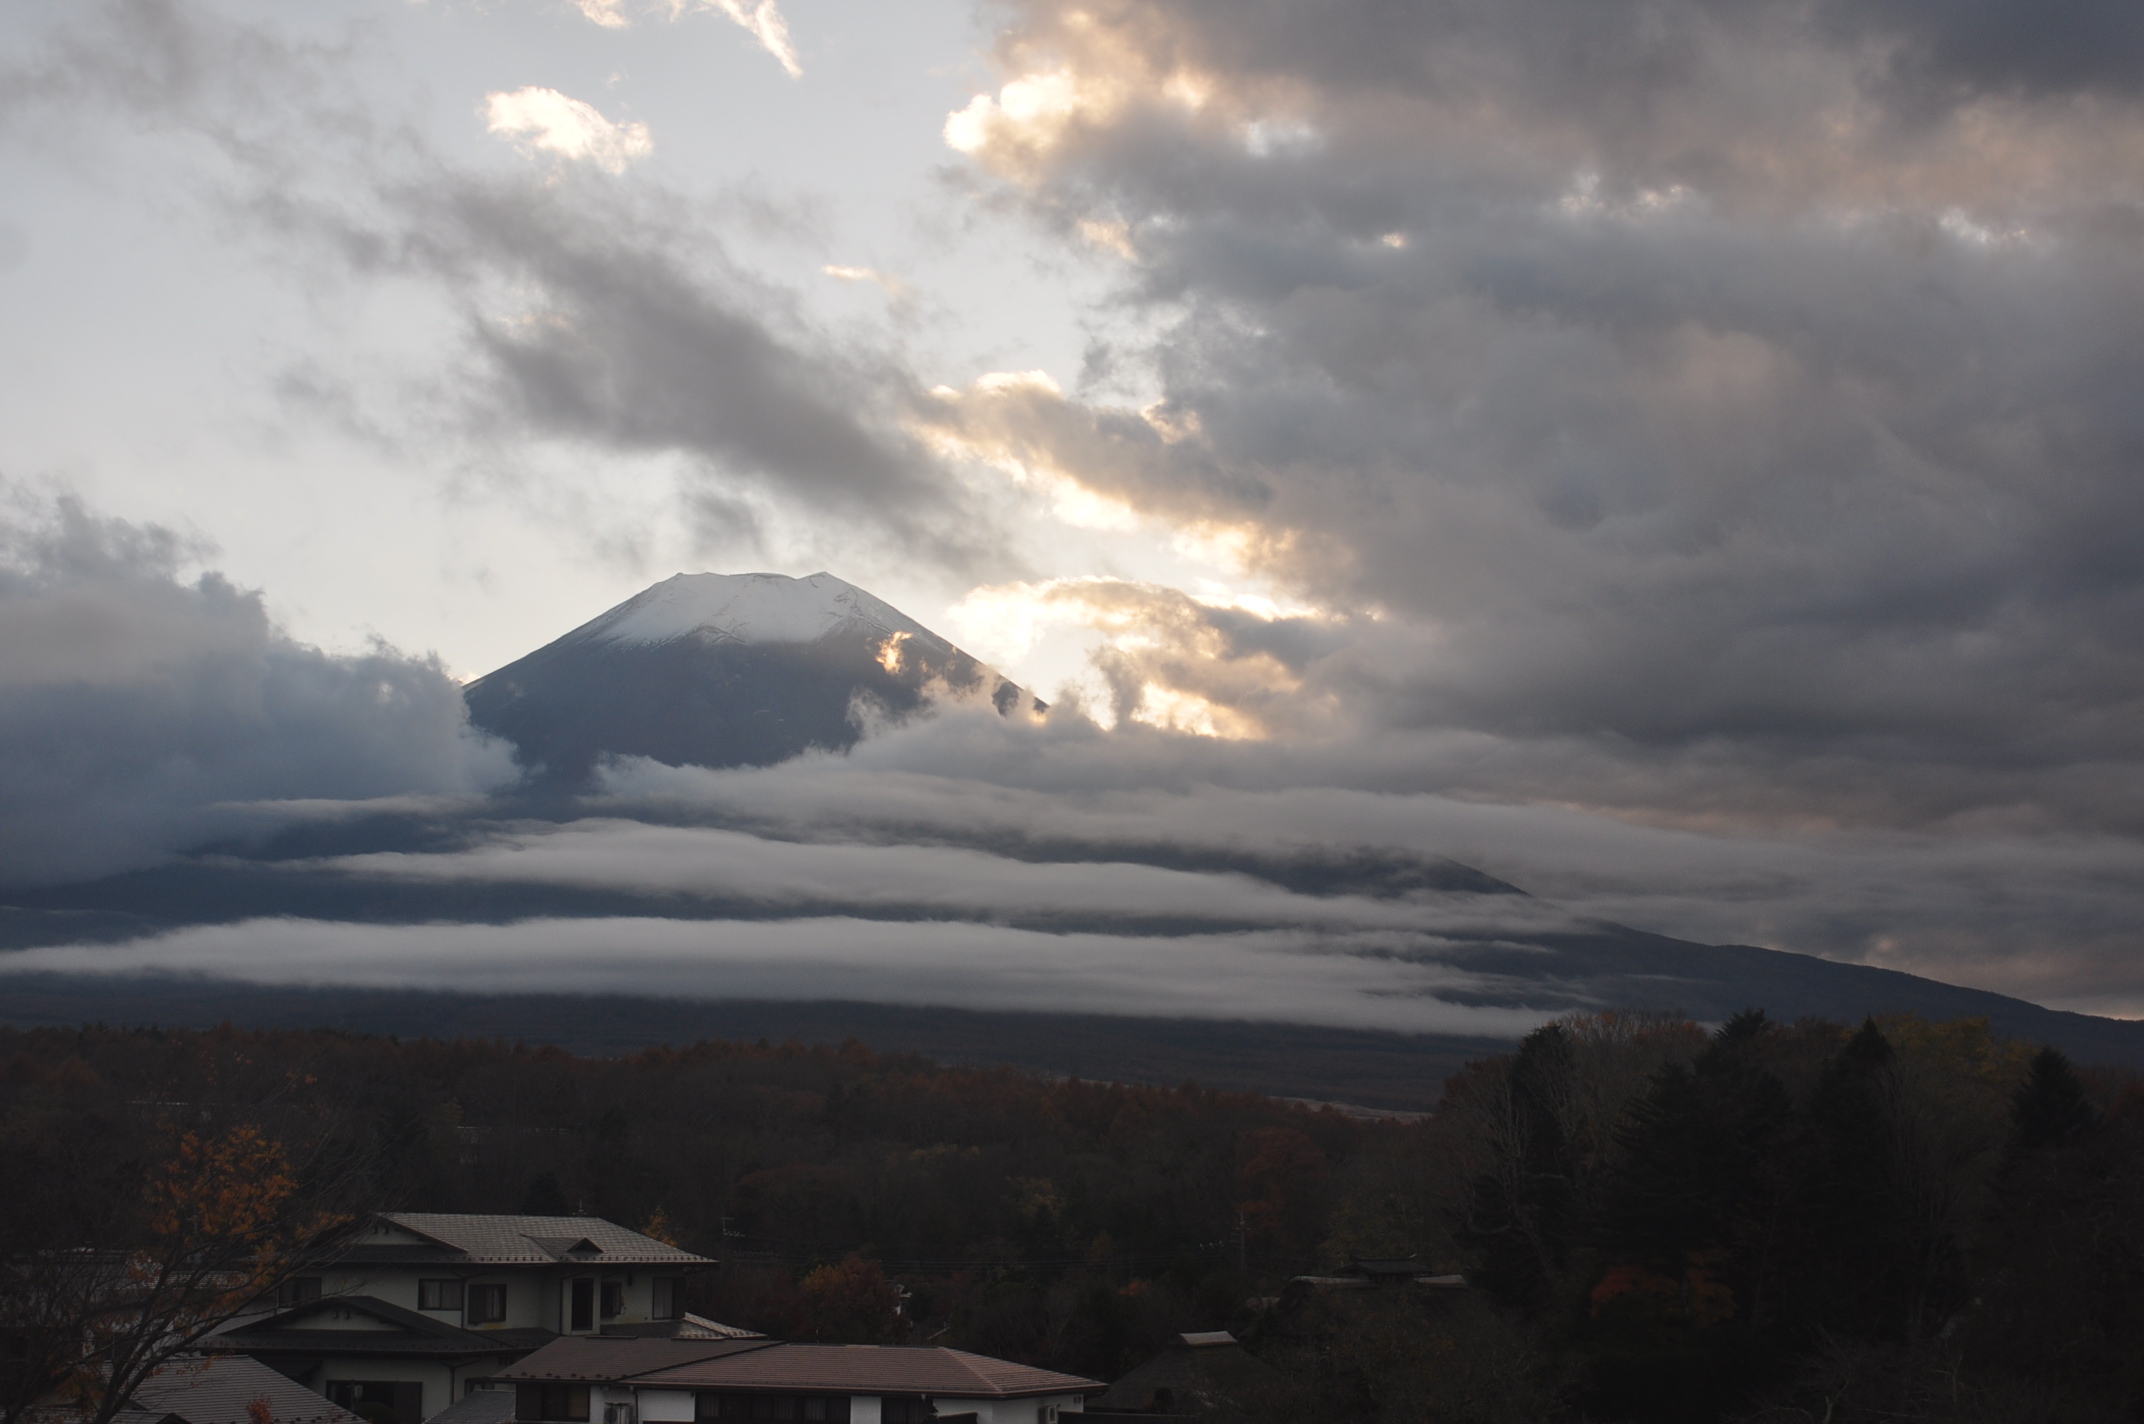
377, 174, 994, 568
0, 490, 509, 886
938, 0, 2144, 843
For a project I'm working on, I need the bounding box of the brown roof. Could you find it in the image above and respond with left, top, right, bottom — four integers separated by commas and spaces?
376, 1215, 711, 1267
637, 1344, 1101, 1400
132, 1355, 364, 1424
493, 1338, 774, 1382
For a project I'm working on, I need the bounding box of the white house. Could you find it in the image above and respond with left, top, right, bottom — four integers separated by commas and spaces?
492, 1335, 1098, 1424
208, 1215, 716, 1424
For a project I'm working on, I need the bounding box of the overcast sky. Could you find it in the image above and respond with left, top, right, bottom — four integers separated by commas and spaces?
5, 0, 2144, 1019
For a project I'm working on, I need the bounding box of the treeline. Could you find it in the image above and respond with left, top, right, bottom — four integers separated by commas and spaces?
1235, 1011, 2144, 1423
0, 1024, 1362, 1378
5, 1013, 2141, 1421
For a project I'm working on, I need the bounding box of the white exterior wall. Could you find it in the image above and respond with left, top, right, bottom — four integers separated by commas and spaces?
965, 1398, 1084, 1424
635, 1391, 694, 1423
623, 1391, 1080, 1424
228, 1215, 690, 1337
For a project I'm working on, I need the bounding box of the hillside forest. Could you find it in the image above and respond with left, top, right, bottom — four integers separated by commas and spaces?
3, 1011, 2141, 1423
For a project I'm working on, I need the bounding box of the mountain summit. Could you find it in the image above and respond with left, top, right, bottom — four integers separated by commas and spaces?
465, 572, 1039, 778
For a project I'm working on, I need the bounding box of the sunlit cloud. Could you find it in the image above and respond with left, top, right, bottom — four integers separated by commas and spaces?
946, 576, 1335, 740
572, 0, 630, 28
706, 0, 801, 79
919, 371, 1144, 530
484, 87, 652, 173
822, 264, 909, 300
560, 0, 800, 78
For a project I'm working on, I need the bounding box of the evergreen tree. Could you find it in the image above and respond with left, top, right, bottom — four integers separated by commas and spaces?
2011, 1046, 2098, 1153
1457, 1023, 1580, 1317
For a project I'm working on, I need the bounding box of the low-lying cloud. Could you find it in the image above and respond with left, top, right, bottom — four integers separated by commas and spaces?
0, 491, 510, 886
3, 915, 1557, 1037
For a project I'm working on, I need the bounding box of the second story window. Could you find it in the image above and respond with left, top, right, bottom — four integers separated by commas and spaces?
419, 1280, 464, 1311
600, 1282, 624, 1319
569, 1279, 595, 1333
651, 1279, 680, 1321
515, 1385, 589, 1423
468, 1283, 508, 1325
277, 1278, 322, 1309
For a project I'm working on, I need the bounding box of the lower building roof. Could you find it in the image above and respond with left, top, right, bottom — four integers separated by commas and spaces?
633, 1345, 1101, 1401
493, 1340, 775, 1383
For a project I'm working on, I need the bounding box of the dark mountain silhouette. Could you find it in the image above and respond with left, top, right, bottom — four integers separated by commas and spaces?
464, 571, 1040, 779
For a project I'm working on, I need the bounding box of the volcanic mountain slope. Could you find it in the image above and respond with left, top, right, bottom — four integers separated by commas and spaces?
464, 572, 1041, 778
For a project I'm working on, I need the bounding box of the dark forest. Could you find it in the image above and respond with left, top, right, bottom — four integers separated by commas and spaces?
4, 1011, 2141, 1422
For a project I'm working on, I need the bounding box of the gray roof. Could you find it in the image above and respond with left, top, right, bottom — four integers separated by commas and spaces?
210, 1297, 549, 1360
425, 1394, 517, 1424
376, 1215, 711, 1267
493, 1339, 774, 1383
635, 1344, 1102, 1400
132, 1355, 364, 1424
497, 1338, 1100, 1401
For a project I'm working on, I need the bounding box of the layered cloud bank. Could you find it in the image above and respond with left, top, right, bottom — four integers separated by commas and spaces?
3, 0, 2143, 1022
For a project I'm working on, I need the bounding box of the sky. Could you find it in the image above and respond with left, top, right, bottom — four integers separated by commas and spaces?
4, 0, 2144, 1024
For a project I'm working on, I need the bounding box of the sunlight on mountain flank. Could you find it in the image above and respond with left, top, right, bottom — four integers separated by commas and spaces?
875, 630, 911, 675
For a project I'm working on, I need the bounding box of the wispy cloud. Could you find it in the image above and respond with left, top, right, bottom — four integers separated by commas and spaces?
705, 0, 801, 79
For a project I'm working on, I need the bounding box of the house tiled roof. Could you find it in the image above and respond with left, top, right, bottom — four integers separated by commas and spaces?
131, 1355, 364, 1424
424, 1393, 518, 1424
209, 1297, 549, 1358
635, 1344, 1101, 1400
493, 1339, 775, 1382
377, 1216, 711, 1267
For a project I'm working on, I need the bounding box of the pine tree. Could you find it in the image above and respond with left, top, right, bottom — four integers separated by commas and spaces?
2011, 1046, 2097, 1154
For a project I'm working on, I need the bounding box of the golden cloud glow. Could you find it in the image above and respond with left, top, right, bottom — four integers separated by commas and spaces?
943, 22, 1224, 185
484, 87, 652, 173
876, 630, 912, 675
916, 372, 1143, 530
948, 577, 1334, 741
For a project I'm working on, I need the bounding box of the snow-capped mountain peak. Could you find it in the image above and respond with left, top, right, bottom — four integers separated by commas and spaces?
465, 570, 1041, 779
574, 571, 932, 649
